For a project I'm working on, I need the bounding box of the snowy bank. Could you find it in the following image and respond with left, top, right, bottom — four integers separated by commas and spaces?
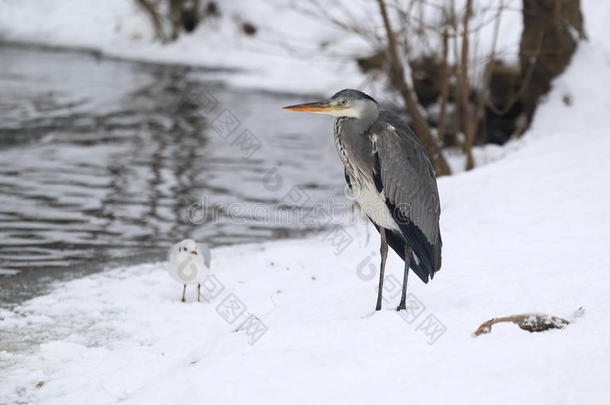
2, 33, 610, 403
0, 0, 369, 94
0, 0, 530, 95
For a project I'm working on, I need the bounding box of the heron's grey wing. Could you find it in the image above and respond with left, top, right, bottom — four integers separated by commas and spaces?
199, 243, 212, 267
371, 121, 442, 278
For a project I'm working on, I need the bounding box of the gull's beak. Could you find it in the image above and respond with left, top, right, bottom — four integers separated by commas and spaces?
282, 100, 341, 114
190, 250, 198, 255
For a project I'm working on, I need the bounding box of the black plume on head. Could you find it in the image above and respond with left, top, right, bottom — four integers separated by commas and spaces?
331, 89, 378, 104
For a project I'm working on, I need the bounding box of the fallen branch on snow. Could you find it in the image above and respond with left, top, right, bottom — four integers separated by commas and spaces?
473, 313, 571, 337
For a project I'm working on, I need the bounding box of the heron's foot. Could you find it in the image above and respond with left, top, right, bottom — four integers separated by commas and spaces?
375, 303, 382, 311
396, 303, 406, 311
181, 297, 186, 303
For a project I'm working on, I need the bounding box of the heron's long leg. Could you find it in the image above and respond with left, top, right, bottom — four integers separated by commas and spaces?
397, 245, 412, 311
376, 228, 388, 311
181, 284, 187, 303
197, 283, 201, 302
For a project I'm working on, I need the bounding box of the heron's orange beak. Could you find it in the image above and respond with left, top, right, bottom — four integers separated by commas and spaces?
282, 100, 340, 113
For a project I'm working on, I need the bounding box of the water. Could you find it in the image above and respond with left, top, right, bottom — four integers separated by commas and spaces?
0, 45, 347, 306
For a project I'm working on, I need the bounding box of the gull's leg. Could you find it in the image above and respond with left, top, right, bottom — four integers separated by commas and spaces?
181, 284, 187, 303
197, 283, 201, 302
397, 244, 412, 311
376, 228, 388, 311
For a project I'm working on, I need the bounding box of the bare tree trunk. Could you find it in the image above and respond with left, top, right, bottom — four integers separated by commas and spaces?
170, 0, 182, 41
436, 29, 450, 145
376, 0, 451, 176
136, 0, 166, 42
136, 0, 201, 43
519, 0, 586, 123
457, 0, 476, 170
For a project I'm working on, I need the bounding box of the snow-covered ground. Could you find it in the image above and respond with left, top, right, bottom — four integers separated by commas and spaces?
0, 0, 367, 94
2, 29, 610, 404
3, 1, 610, 404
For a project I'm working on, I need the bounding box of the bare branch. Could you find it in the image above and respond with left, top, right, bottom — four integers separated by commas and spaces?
436, 29, 450, 144
135, 0, 166, 42
456, 0, 476, 170
486, 29, 544, 117
376, 0, 452, 176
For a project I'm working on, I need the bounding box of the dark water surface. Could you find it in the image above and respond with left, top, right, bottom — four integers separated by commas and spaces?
0, 45, 346, 306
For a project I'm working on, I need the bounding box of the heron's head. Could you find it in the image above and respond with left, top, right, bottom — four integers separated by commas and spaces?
282, 89, 378, 119
175, 239, 199, 256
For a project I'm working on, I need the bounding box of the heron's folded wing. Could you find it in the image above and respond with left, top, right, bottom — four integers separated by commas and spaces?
372, 122, 442, 276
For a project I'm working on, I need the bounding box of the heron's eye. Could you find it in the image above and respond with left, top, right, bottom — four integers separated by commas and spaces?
340, 98, 348, 106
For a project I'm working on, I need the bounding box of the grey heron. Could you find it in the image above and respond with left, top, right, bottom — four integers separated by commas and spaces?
283, 89, 442, 311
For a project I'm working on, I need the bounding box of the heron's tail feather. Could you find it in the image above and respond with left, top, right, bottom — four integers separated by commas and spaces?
390, 229, 434, 283
400, 221, 442, 282
373, 222, 441, 283
389, 230, 426, 282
